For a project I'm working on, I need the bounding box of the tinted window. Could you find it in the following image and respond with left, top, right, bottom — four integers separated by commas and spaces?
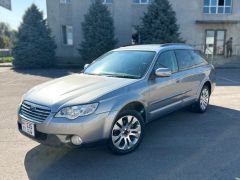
190, 50, 208, 65
175, 50, 195, 70
154, 51, 178, 72
196, 50, 209, 63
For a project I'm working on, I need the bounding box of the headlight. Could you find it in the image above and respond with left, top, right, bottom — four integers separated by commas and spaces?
55, 103, 99, 120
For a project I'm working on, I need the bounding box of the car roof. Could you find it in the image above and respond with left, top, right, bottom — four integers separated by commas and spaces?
115, 44, 194, 53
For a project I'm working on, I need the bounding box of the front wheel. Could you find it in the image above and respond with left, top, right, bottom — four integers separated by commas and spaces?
108, 110, 144, 154
191, 85, 210, 113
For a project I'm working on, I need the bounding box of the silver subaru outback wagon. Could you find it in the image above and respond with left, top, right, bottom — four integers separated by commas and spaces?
18, 44, 216, 154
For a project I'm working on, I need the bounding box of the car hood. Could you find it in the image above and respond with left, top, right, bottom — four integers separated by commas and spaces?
24, 73, 138, 112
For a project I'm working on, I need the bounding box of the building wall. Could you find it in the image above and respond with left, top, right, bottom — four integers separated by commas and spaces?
47, 0, 148, 59
170, 0, 240, 49
46, 0, 240, 59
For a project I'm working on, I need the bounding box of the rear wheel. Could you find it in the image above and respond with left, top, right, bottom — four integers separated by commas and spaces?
191, 85, 210, 113
108, 110, 144, 154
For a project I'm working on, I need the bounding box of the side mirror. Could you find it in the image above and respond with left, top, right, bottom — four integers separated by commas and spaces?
84, 64, 90, 69
155, 68, 172, 77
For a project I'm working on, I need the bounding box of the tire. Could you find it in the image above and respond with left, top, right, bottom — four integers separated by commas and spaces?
191, 85, 210, 113
108, 110, 145, 155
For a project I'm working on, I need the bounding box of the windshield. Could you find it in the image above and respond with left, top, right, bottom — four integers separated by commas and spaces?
84, 51, 156, 79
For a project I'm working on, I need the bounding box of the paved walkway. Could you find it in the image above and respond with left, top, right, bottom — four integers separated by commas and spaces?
211, 56, 240, 69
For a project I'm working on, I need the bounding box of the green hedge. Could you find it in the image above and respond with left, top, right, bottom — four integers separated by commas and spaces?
0, 56, 14, 63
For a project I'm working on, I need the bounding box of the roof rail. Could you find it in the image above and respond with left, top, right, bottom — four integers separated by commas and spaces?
161, 43, 192, 47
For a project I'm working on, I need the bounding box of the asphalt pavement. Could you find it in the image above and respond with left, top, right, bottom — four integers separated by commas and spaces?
0, 68, 239, 180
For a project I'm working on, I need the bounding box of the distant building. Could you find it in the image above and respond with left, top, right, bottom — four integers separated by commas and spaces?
0, 0, 11, 10
46, 0, 240, 62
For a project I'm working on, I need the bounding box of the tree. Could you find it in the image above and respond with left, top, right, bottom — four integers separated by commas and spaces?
0, 22, 16, 48
0, 23, 11, 37
0, 36, 4, 48
3, 36, 11, 48
79, 0, 117, 63
136, 0, 183, 44
0, 35, 11, 49
13, 4, 56, 68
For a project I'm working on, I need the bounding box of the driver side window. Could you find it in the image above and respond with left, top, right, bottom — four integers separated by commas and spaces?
154, 51, 178, 72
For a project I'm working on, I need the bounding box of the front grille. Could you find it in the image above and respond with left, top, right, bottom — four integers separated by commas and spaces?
20, 101, 51, 123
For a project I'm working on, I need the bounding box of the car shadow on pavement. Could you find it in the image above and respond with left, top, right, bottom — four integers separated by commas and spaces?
24, 105, 240, 180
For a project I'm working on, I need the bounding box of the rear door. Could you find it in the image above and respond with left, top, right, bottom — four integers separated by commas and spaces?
174, 49, 207, 100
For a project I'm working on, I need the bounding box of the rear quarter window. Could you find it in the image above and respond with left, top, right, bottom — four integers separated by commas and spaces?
174, 50, 195, 70
192, 50, 208, 65
175, 49, 208, 70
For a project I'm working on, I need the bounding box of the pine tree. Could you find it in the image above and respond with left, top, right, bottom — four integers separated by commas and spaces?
137, 0, 183, 44
13, 4, 56, 68
79, 0, 117, 63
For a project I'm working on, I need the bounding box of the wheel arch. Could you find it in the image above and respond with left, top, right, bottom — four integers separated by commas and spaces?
118, 101, 147, 123
197, 79, 213, 99
203, 81, 212, 94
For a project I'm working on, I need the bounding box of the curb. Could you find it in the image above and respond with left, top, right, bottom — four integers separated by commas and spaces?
0, 64, 12, 67
215, 67, 240, 69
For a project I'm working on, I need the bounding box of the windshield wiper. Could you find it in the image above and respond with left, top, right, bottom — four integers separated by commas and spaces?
85, 73, 140, 79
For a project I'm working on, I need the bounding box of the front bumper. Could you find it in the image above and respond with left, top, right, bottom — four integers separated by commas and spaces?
18, 111, 118, 147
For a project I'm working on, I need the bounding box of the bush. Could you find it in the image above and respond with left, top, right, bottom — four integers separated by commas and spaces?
13, 4, 56, 69
0, 56, 14, 63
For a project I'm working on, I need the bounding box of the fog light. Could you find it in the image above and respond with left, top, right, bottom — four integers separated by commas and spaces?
71, 135, 82, 145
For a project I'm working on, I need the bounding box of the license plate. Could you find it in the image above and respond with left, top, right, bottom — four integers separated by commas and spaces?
21, 119, 35, 137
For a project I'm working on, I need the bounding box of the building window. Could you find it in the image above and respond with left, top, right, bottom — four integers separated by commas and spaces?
60, 0, 71, 4
62, 25, 73, 45
133, 0, 151, 4
102, 0, 113, 4
203, 0, 232, 14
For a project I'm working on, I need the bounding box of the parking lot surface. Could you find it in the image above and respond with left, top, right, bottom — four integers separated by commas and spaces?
0, 68, 239, 180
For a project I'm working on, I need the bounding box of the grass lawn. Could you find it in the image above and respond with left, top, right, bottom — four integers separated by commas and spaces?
0, 56, 14, 63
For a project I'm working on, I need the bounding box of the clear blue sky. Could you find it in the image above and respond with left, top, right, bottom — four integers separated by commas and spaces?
0, 0, 46, 30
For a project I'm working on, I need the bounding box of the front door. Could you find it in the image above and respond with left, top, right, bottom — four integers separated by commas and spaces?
205, 30, 226, 55
148, 50, 182, 119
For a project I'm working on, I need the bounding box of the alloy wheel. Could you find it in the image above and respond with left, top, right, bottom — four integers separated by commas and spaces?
112, 115, 141, 150
200, 88, 209, 111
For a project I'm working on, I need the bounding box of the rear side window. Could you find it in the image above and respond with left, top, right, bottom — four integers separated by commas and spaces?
175, 49, 207, 70
175, 50, 195, 70
191, 50, 208, 65
154, 51, 178, 72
